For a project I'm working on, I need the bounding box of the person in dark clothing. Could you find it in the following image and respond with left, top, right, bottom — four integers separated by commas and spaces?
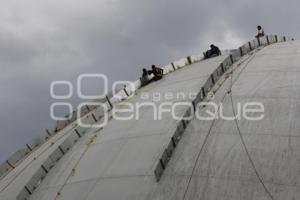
140, 68, 150, 86
148, 65, 164, 81
204, 44, 221, 59
255, 25, 265, 38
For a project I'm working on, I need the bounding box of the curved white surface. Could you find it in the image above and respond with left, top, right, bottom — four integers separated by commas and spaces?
27, 55, 227, 200
0, 36, 297, 200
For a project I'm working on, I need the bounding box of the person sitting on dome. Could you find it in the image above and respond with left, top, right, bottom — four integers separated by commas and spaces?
204, 44, 221, 59
140, 68, 151, 86
148, 65, 164, 81
255, 25, 265, 38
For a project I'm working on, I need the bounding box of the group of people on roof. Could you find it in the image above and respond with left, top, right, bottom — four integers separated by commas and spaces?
140, 25, 265, 86
140, 65, 164, 86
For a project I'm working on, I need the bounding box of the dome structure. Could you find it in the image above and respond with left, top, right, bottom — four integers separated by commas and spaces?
0, 35, 298, 200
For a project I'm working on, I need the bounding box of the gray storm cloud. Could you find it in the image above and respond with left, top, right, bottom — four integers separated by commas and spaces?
0, 0, 298, 162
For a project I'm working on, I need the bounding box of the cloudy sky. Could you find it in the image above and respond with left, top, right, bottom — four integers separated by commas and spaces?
0, 0, 298, 163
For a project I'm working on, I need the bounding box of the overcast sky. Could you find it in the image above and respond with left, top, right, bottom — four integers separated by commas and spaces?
0, 0, 298, 163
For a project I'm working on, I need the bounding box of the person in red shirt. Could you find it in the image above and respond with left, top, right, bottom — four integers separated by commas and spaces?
148, 65, 163, 81
140, 65, 164, 87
